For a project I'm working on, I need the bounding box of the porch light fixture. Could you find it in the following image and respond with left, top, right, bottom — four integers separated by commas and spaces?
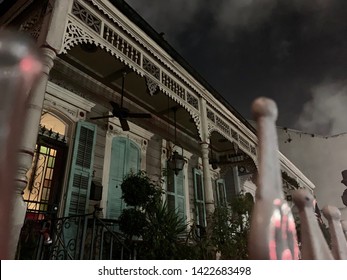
167, 107, 185, 175
168, 150, 185, 175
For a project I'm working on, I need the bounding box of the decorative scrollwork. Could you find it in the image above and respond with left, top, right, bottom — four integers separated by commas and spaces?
143, 57, 160, 80
62, 19, 97, 52
187, 92, 199, 110
145, 76, 159, 96
72, 1, 101, 34
19, 0, 50, 40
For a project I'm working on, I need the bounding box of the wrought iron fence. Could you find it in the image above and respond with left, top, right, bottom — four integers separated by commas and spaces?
16, 210, 133, 260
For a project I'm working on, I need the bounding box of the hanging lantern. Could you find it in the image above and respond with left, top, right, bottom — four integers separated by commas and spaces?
168, 150, 185, 175
167, 106, 185, 175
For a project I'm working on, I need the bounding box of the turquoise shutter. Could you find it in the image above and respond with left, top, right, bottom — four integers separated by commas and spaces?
175, 170, 185, 221
107, 137, 140, 219
166, 166, 186, 222
128, 141, 140, 173
63, 121, 96, 259
107, 137, 127, 219
193, 168, 206, 227
65, 121, 97, 216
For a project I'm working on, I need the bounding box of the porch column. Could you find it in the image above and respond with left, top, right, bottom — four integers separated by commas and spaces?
200, 142, 215, 215
199, 98, 215, 219
10, 47, 56, 259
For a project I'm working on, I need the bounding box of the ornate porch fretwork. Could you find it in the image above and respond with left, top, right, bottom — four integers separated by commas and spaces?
62, 18, 143, 76
19, 0, 51, 40
63, 2, 202, 134
206, 103, 257, 158
207, 112, 257, 163
159, 82, 202, 140
86, 0, 204, 95
67, 1, 200, 108
208, 125, 256, 161
72, 1, 101, 34
145, 76, 159, 96
62, 19, 98, 51
143, 56, 160, 80
187, 92, 199, 110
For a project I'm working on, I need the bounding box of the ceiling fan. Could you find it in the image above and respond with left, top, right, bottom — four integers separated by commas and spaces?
90, 72, 151, 131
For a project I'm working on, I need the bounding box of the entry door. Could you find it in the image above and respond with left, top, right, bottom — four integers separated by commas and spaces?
107, 137, 140, 219
18, 135, 67, 259
23, 135, 68, 220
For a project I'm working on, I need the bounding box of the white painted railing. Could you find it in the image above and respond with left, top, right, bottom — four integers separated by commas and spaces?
249, 97, 347, 259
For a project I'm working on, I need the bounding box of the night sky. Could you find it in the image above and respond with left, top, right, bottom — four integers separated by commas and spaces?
126, 0, 347, 136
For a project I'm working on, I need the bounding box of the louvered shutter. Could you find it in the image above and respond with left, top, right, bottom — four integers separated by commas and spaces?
193, 168, 206, 227
107, 137, 127, 219
65, 121, 97, 216
128, 141, 140, 173
63, 121, 96, 259
166, 168, 176, 212
166, 167, 186, 222
107, 137, 140, 219
175, 170, 185, 222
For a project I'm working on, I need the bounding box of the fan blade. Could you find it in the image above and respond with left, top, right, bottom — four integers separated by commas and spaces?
89, 115, 114, 120
127, 112, 152, 118
119, 118, 130, 131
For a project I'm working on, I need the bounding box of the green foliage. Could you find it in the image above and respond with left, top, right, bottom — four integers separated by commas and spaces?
121, 171, 162, 209
118, 208, 147, 238
210, 193, 253, 259
177, 192, 254, 260
118, 171, 254, 260
118, 170, 188, 259
140, 201, 188, 259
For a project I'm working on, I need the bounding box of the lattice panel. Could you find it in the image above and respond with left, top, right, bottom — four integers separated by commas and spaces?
72, 1, 101, 34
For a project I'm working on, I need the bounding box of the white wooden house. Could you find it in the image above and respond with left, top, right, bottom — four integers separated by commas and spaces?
0, 0, 316, 259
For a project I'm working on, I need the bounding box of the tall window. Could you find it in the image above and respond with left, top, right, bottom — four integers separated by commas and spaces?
193, 168, 206, 227
166, 168, 185, 222
107, 137, 141, 219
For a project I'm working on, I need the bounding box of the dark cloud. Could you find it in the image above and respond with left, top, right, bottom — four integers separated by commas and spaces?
127, 0, 347, 135
296, 80, 347, 135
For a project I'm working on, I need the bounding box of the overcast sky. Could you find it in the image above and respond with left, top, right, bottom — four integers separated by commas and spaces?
126, 0, 347, 136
